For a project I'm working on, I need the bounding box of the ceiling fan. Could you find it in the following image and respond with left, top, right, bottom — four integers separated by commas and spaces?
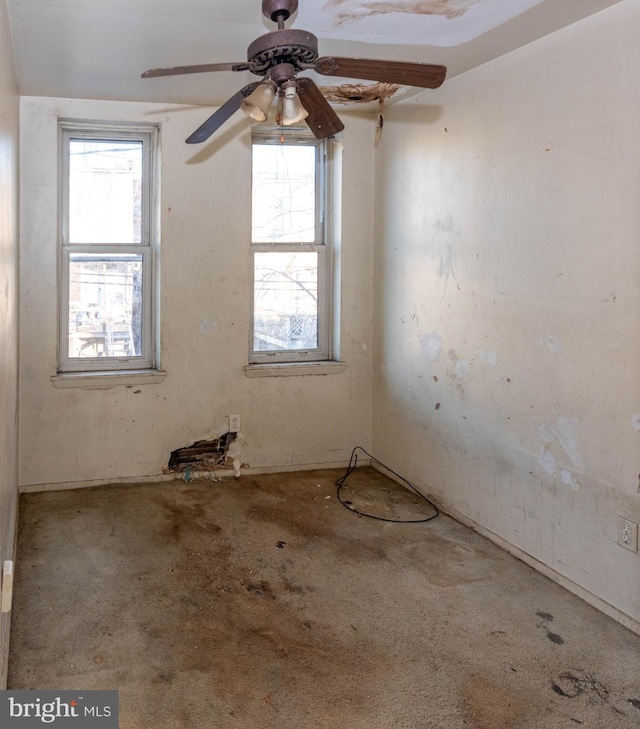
142, 0, 447, 144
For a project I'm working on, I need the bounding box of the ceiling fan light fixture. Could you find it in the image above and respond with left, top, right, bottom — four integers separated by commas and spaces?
142, 0, 446, 144
240, 78, 277, 122
281, 81, 308, 126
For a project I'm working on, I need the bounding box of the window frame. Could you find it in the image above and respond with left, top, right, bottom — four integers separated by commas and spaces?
249, 127, 332, 365
58, 122, 159, 373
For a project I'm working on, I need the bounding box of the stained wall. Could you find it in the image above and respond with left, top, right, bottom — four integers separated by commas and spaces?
18, 98, 373, 487
373, 0, 640, 627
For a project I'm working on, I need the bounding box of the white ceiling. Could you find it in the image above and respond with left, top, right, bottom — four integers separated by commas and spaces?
5, 0, 625, 107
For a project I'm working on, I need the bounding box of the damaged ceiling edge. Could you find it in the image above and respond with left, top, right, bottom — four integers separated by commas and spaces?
320, 81, 402, 104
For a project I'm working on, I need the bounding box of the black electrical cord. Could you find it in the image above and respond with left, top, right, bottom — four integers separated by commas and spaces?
336, 446, 439, 524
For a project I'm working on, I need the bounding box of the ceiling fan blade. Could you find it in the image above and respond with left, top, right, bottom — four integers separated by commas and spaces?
314, 57, 446, 89
186, 82, 260, 144
297, 78, 345, 140
142, 62, 244, 79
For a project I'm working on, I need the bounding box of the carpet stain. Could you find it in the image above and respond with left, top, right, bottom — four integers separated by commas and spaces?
142, 479, 390, 724
536, 611, 565, 645
461, 676, 527, 728
245, 477, 390, 563
151, 669, 175, 685
546, 631, 565, 645
392, 536, 497, 588
246, 580, 276, 599
536, 611, 554, 622
10, 471, 640, 729
551, 669, 609, 703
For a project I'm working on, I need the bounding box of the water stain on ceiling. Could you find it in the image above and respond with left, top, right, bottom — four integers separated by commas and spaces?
298, 0, 545, 47
323, 0, 480, 25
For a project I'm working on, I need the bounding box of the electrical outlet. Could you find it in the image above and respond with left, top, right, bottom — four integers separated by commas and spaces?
229, 414, 241, 433
617, 517, 638, 552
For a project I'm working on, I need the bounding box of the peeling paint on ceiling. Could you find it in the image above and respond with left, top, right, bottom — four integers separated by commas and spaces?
297, 0, 545, 47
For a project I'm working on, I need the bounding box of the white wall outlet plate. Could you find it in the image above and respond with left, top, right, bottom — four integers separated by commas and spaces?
617, 516, 638, 552
229, 414, 241, 433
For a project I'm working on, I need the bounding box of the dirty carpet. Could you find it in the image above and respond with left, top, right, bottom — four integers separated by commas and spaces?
8, 467, 640, 728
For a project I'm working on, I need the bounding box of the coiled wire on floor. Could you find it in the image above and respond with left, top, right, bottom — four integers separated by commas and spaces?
336, 446, 439, 524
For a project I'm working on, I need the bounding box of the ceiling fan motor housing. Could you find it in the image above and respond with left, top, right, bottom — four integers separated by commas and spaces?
269, 62, 296, 86
262, 0, 298, 22
247, 29, 318, 76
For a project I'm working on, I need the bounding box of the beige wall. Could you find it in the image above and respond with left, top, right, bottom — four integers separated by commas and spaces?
0, 0, 19, 685
19, 98, 373, 488
373, 0, 640, 628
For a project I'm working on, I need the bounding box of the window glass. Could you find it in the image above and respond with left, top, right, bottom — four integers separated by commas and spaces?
250, 128, 334, 365
68, 253, 143, 359
69, 139, 143, 244
59, 123, 157, 373
251, 143, 316, 243
253, 251, 318, 352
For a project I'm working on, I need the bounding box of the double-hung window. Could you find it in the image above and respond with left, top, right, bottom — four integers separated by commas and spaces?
250, 128, 332, 364
59, 122, 159, 372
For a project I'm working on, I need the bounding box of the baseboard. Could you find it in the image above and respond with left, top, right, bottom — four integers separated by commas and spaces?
371, 462, 640, 638
19, 459, 358, 494
20, 473, 178, 493
0, 496, 19, 689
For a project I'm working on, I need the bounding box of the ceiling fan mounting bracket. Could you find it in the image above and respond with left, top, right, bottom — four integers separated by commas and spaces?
247, 29, 318, 76
262, 0, 298, 23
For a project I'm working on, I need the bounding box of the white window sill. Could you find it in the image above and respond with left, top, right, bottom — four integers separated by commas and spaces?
244, 361, 346, 378
51, 369, 166, 389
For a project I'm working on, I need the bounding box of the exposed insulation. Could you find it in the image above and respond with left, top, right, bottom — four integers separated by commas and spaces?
319, 82, 401, 104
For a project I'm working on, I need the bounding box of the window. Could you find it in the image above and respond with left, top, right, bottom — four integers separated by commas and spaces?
250, 128, 333, 364
58, 123, 159, 373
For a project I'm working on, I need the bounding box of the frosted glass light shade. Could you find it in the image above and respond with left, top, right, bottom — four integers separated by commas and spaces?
240, 79, 277, 122
282, 84, 308, 126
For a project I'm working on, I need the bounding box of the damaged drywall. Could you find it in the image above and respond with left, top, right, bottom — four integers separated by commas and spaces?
320, 82, 401, 104
168, 428, 245, 477
538, 417, 585, 491
421, 332, 443, 362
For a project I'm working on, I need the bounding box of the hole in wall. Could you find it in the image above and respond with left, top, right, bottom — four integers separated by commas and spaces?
168, 432, 238, 473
